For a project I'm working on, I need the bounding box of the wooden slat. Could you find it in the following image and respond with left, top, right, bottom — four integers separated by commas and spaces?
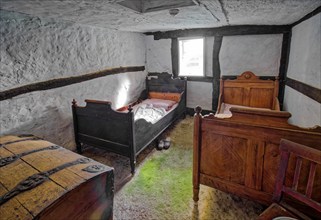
0, 136, 26, 145
306, 162, 317, 198
283, 187, 321, 212
0, 183, 33, 220
4, 140, 54, 155
272, 150, 290, 202
21, 148, 82, 172
15, 181, 66, 217
0, 147, 14, 158
292, 156, 302, 190
0, 159, 39, 190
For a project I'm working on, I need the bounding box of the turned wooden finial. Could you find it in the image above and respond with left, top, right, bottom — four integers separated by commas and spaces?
128, 105, 133, 112
72, 99, 77, 106
195, 106, 202, 115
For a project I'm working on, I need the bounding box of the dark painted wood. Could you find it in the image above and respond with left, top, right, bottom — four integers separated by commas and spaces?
186, 107, 214, 116
212, 36, 223, 111
72, 73, 187, 174
185, 77, 213, 82
286, 77, 321, 103
171, 38, 179, 77
291, 6, 321, 27
145, 25, 291, 40
0, 66, 145, 101
278, 32, 291, 110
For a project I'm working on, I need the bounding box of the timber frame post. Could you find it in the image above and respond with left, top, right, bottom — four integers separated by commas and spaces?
193, 106, 202, 202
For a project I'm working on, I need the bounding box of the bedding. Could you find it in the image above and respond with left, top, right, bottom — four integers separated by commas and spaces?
215, 102, 271, 118
134, 103, 166, 123
141, 98, 176, 111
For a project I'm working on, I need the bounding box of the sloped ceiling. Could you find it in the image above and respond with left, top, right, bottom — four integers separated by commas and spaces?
0, 0, 320, 32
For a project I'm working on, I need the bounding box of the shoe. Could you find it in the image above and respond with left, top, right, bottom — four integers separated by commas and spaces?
163, 137, 171, 150
157, 140, 164, 150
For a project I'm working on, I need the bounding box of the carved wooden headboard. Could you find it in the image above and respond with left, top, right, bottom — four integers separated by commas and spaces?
218, 71, 279, 111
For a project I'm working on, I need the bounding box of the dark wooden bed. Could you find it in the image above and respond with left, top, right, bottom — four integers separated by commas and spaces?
193, 71, 321, 208
72, 73, 186, 174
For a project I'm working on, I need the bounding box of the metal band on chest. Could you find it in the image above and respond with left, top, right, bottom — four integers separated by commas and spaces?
0, 145, 60, 167
0, 157, 96, 205
0, 137, 42, 148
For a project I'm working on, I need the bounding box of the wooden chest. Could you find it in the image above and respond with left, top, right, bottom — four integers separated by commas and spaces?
0, 135, 114, 220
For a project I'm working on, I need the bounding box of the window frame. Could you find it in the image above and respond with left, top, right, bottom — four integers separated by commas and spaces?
177, 37, 205, 77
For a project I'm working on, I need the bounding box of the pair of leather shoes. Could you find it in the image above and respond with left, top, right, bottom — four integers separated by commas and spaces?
157, 137, 171, 150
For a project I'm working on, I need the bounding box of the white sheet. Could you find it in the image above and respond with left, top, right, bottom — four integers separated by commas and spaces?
132, 102, 178, 124
215, 103, 270, 119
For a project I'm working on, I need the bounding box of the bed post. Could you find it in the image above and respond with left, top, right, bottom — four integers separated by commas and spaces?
183, 77, 187, 118
71, 99, 82, 154
193, 106, 202, 202
128, 105, 136, 175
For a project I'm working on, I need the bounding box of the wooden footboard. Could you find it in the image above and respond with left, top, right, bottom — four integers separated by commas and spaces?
193, 106, 321, 205
72, 99, 136, 171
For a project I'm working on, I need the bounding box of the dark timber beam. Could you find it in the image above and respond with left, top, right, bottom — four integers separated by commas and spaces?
286, 78, 321, 103
212, 36, 223, 111
171, 38, 179, 77
0, 66, 145, 101
291, 6, 321, 27
145, 25, 291, 40
278, 32, 291, 110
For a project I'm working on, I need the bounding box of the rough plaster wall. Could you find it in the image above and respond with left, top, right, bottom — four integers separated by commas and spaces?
284, 87, 321, 127
283, 14, 321, 127
187, 82, 212, 110
286, 14, 321, 88
0, 10, 145, 90
0, 10, 147, 150
146, 36, 172, 73
1, 0, 320, 32
220, 34, 283, 76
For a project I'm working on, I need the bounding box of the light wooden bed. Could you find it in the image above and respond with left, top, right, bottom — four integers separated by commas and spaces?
193, 71, 321, 207
216, 71, 280, 115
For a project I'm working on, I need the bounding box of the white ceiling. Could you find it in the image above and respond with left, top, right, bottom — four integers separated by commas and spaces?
0, 0, 320, 32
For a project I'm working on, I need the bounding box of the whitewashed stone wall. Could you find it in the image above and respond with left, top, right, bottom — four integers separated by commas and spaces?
0, 10, 147, 149
220, 34, 283, 76
283, 14, 321, 127
146, 35, 213, 110
146, 34, 283, 110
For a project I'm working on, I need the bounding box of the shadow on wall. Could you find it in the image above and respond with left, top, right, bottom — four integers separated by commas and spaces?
4, 106, 76, 150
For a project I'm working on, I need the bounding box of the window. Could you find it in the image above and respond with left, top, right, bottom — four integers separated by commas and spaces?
178, 38, 204, 76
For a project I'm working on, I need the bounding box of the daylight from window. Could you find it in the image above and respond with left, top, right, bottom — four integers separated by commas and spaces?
179, 38, 204, 76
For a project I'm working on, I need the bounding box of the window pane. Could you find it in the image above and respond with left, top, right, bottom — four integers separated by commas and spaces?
179, 38, 204, 76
